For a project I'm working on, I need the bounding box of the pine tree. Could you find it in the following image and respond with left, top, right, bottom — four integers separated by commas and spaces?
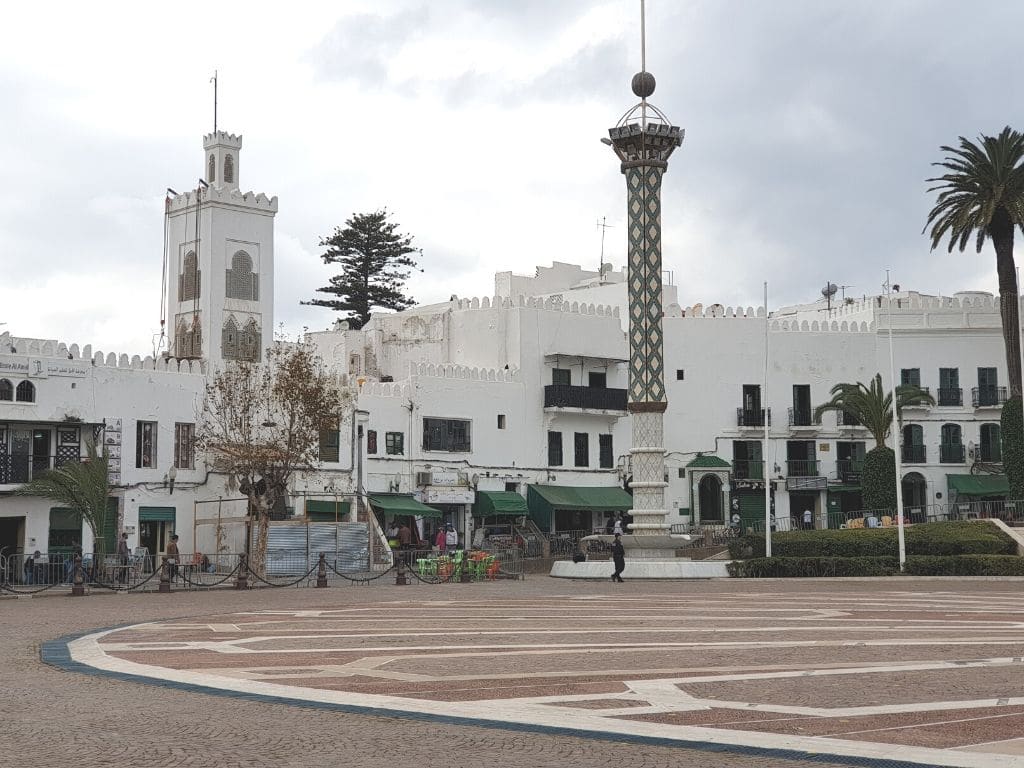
303, 210, 420, 329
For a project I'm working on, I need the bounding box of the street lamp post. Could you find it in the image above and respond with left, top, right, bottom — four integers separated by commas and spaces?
884, 272, 907, 570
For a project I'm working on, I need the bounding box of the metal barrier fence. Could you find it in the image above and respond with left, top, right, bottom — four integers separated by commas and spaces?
1, 545, 524, 595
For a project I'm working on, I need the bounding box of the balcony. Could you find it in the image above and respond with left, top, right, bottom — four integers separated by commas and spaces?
543, 384, 627, 412
786, 459, 819, 477
937, 387, 963, 407
836, 460, 863, 483
972, 386, 1008, 408
902, 387, 931, 409
0, 453, 81, 485
902, 444, 927, 463
732, 460, 764, 480
788, 407, 816, 428
940, 444, 966, 464
736, 408, 771, 427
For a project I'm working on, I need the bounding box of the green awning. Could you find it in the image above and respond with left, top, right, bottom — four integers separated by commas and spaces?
305, 500, 351, 521
139, 506, 176, 522
474, 491, 528, 518
368, 494, 443, 518
947, 474, 1009, 498
526, 484, 633, 530
686, 454, 731, 469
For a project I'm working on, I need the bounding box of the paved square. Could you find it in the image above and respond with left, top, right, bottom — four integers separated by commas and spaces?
10, 578, 1024, 767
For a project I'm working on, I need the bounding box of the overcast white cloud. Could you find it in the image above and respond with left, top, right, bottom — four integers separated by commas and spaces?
1, 1, 1022, 355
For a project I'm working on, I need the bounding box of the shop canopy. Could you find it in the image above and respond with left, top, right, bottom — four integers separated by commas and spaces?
946, 474, 1009, 499
368, 494, 443, 518
304, 499, 352, 521
526, 484, 633, 529
474, 491, 529, 518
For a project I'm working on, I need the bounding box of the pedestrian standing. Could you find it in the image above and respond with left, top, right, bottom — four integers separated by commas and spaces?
23, 552, 35, 585
166, 534, 180, 580
116, 532, 131, 584
803, 508, 813, 530
611, 533, 625, 583
434, 526, 446, 552
445, 524, 458, 553
612, 514, 624, 536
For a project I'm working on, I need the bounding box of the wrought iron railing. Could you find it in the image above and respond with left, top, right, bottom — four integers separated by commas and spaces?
732, 460, 764, 479
835, 459, 863, 482
937, 387, 963, 407
940, 444, 965, 463
736, 408, 771, 427
972, 386, 1008, 407
543, 384, 627, 411
786, 460, 819, 477
902, 444, 926, 463
0, 453, 82, 484
787, 407, 815, 427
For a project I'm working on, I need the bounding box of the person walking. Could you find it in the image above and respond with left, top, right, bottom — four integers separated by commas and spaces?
434, 526, 446, 552
612, 514, 624, 536
444, 524, 458, 553
116, 532, 131, 584
611, 533, 625, 583
166, 534, 180, 580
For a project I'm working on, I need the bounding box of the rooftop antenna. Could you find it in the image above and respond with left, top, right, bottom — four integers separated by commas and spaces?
821, 281, 838, 313
839, 284, 853, 302
210, 70, 218, 133
597, 217, 614, 284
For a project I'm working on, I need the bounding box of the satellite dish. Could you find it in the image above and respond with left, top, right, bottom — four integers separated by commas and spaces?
821, 283, 838, 299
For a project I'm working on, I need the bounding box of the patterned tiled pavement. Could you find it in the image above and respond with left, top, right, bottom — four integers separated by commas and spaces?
8, 578, 1024, 767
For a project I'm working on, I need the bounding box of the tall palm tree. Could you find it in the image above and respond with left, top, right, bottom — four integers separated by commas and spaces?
815, 375, 934, 511
814, 374, 935, 449
15, 443, 114, 553
925, 126, 1024, 397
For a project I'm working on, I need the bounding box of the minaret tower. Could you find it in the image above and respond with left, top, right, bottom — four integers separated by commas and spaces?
163, 131, 278, 367
604, 1, 683, 541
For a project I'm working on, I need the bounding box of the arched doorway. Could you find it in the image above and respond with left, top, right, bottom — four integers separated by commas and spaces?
698, 475, 724, 523
902, 472, 927, 522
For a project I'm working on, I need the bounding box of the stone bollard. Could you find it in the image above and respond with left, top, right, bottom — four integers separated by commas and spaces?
394, 559, 407, 586
316, 553, 327, 588
71, 555, 85, 597
158, 556, 171, 593
235, 553, 249, 590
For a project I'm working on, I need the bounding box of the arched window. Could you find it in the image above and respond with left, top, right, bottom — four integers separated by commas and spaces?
980, 423, 1001, 462
940, 423, 963, 463
207, 154, 216, 183
226, 251, 258, 301
175, 316, 202, 358
223, 154, 234, 184
15, 381, 35, 403
179, 251, 200, 301
222, 316, 239, 360
0, 379, 12, 401
697, 474, 724, 523
902, 424, 925, 463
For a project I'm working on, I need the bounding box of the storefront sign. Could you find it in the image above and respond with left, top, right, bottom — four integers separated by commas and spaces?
430, 471, 461, 486
423, 486, 475, 504
732, 478, 765, 490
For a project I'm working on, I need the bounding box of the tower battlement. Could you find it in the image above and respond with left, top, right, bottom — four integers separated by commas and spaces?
203, 130, 242, 149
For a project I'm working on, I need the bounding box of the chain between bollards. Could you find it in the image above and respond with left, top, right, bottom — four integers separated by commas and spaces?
316, 553, 327, 588
394, 558, 408, 586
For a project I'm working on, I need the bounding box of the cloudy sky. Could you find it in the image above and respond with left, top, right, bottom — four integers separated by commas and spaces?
1, 0, 1021, 355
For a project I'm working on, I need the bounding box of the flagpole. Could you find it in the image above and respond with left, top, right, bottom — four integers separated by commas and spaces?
763, 281, 772, 557
886, 271, 907, 570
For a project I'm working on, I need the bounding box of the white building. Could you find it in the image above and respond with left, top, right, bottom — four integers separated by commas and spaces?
0, 128, 1014, 564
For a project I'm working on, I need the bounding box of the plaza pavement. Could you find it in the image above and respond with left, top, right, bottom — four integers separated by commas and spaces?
6, 577, 1024, 767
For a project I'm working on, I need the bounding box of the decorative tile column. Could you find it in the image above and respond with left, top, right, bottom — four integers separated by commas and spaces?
606, 72, 683, 538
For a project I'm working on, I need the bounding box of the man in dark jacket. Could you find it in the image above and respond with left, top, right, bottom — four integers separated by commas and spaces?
611, 533, 625, 583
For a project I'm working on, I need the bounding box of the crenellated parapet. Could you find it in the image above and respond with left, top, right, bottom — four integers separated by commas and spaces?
166, 186, 278, 213
409, 361, 521, 383
770, 319, 873, 333
451, 295, 620, 318
0, 332, 205, 375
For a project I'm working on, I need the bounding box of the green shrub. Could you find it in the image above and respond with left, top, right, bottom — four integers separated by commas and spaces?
727, 556, 899, 578
726, 521, 1015, 560
862, 446, 896, 510
904, 555, 1024, 576
1002, 397, 1024, 501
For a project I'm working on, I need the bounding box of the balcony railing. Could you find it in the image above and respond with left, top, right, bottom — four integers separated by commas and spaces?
937, 387, 963, 407
840, 412, 862, 427
902, 444, 926, 463
836, 459, 863, 483
972, 386, 1008, 408
940, 444, 966, 463
0, 453, 81, 484
732, 460, 764, 480
543, 384, 627, 411
736, 408, 771, 427
979, 446, 1002, 463
786, 459, 819, 477
788, 407, 815, 427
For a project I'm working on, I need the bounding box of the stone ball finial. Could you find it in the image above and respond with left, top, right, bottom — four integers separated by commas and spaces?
631, 71, 656, 98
